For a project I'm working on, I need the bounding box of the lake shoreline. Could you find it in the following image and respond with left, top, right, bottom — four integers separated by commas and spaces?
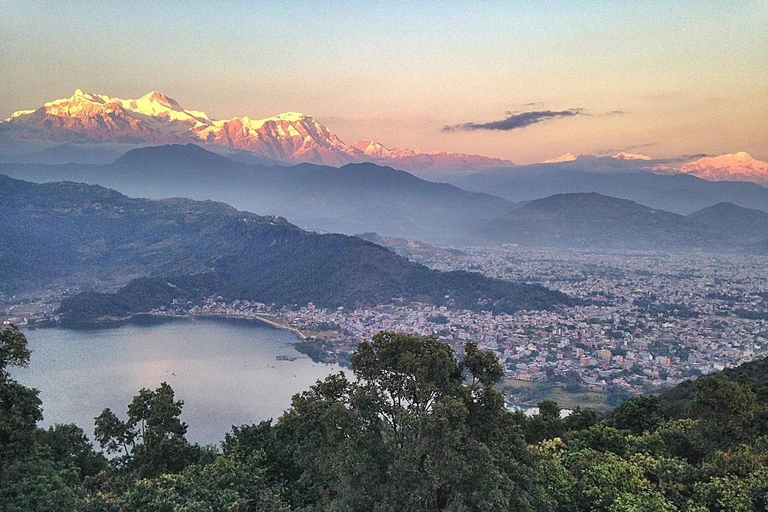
36, 311, 313, 341
27, 312, 350, 366
15, 318, 344, 445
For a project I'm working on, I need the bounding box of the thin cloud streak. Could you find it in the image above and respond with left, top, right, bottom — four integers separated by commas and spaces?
444, 108, 584, 132
595, 142, 657, 156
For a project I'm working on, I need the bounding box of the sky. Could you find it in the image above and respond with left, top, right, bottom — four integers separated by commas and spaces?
1, 1, 767, 164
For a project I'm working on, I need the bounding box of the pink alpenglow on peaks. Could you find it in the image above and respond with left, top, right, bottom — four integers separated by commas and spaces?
350, 139, 514, 171
351, 139, 397, 159
612, 152, 652, 161
680, 152, 768, 184
543, 153, 578, 163
1, 90, 515, 172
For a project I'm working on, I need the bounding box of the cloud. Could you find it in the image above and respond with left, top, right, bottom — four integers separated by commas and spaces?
504, 102, 545, 115
444, 108, 584, 132
595, 142, 657, 156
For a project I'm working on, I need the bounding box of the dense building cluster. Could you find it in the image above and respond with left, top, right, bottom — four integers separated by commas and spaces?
4, 247, 767, 406
166, 248, 768, 401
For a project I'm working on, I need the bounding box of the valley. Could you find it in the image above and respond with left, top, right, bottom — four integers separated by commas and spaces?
3, 4, 768, 511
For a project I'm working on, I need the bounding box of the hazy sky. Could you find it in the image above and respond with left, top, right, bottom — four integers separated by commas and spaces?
2, 1, 766, 163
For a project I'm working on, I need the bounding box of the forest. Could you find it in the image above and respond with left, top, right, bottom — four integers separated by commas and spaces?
1, 324, 767, 511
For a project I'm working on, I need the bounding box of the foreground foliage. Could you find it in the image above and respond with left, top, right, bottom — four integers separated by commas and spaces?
2, 325, 767, 511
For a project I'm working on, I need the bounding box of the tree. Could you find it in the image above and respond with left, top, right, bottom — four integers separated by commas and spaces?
564, 406, 599, 432
560, 449, 676, 512
568, 424, 631, 456
0, 326, 42, 472
608, 395, 665, 435
0, 326, 86, 511
239, 333, 556, 512
0, 454, 80, 512
607, 385, 632, 407
689, 373, 764, 445
38, 424, 107, 478
94, 407, 136, 459
0, 379, 42, 469
117, 452, 289, 512
523, 399, 566, 443
94, 382, 200, 477
565, 372, 584, 393
0, 325, 30, 377
539, 399, 561, 421
461, 340, 504, 392
351, 332, 463, 444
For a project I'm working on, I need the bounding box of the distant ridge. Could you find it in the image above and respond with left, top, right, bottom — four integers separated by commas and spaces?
473, 192, 758, 251
0, 174, 570, 318
687, 202, 768, 242
0, 144, 515, 243
114, 143, 237, 167
450, 159, 768, 215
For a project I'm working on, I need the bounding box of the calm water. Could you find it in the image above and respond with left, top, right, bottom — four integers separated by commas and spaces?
13, 317, 344, 445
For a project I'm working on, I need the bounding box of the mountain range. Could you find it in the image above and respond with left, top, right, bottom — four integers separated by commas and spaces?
6, 89, 767, 186
450, 158, 768, 216
0, 174, 569, 321
0, 89, 514, 173
473, 193, 768, 251
535, 152, 768, 185
0, 144, 514, 243
3, 143, 767, 247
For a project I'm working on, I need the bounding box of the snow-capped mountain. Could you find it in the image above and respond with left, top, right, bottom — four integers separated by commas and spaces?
350, 139, 513, 171
1, 90, 201, 144
542, 153, 577, 163
612, 152, 651, 161
680, 152, 768, 185
1, 89, 514, 171
193, 112, 356, 166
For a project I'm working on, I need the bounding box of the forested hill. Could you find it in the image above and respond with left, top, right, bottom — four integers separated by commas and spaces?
658, 355, 768, 419
0, 174, 570, 321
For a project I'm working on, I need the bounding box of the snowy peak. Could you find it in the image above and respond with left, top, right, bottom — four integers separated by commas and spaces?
197, 111, 354, 165
352, 139, 394, 158
139, 90, 180, 109
349, 139, 514, 171
684, 151, 761, 168
41, 89, 124, 117
1, 89, 516, 171
543, 153, 577, 163
612, 152, 651, 161
681, 152, 768, 184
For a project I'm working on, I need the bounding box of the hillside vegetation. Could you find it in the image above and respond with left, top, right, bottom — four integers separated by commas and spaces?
2, 325, 767, 511
0, 175, 569, 317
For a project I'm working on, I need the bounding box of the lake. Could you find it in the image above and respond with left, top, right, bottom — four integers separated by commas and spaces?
12, 316, 344, 445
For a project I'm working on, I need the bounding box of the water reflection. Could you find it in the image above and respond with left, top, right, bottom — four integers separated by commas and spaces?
13, 317, 343, 445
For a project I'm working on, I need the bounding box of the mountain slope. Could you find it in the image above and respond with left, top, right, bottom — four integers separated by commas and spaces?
688, 202, 768, 243
473, 192, 728, 250
0, 144, 514, 243
1, 89, 514, 173
0, 174, 570, 318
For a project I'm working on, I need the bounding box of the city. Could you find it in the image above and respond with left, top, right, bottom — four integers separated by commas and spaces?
7, 246, 758, 409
